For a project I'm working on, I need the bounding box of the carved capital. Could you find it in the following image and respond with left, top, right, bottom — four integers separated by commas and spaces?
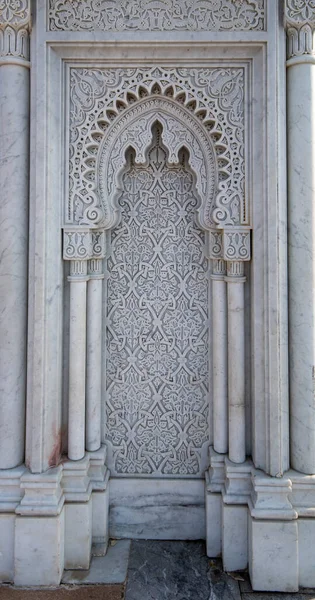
0, 0, 31, 62
285, 1, 315, 57
63, 229, 92, 261
223, 229, 251, 262
209, 230, 223, 260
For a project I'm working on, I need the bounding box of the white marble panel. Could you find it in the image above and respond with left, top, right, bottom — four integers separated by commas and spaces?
110, 478, 205, 540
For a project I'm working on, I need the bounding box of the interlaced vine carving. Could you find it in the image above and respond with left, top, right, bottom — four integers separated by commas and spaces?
285, 0, 315, 56
49, 0, 265, 32
105, 128, 210, 476
0, 0, 30, 60
69, 66, 246, 229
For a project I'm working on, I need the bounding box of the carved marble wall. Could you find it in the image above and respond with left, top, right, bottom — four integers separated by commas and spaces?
4, 0, 315, 593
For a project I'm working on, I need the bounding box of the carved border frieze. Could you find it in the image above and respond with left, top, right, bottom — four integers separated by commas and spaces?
49, 0, 265, 32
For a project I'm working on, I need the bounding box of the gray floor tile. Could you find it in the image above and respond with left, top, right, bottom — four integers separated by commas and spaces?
125, 540, 241, 600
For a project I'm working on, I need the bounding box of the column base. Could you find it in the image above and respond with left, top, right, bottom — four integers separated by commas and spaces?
222, 502, 248, 571
15, 512, 65, 586
14, 466, 65, 586
88, 445, 110, 554
248, 516, 298, 592
62, 456, 93, 570
64, 500, 92, 569
0, 466, 25, 582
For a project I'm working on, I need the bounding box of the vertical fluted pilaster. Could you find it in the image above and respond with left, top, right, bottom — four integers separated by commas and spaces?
211, 258, 228, 454
226, 261, 246, 464
285, 0, 315, 474
0, 1, 31, 469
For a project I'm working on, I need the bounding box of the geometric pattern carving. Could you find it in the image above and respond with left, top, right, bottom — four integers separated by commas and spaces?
105, 127, 210, 476
69, 66, 246, 229
49, 0, 265, 32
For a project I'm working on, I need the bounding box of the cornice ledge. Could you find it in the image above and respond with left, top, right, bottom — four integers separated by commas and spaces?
285, 1, 315, 58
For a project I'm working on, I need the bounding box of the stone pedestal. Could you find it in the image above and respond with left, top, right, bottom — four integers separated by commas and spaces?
14, 467, 65, 586
88, 446, 110, 553
0, 466, 25, 582
62, 457, 93, 570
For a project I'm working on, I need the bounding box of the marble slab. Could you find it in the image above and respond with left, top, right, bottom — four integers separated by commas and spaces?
61, 540, 131, 585
109, 478, 206, 540
125, 540, 241, 600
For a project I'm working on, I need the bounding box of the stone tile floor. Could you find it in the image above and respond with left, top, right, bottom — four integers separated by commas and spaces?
1, 541, 315, 600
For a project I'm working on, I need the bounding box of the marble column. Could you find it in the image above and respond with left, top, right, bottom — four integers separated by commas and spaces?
86, 256, 104, 452
0, 2, 31, 469
68, 259, 88, 461
285, 1, 315, 474
226, 261, 246, 464
211, 258, 228, 454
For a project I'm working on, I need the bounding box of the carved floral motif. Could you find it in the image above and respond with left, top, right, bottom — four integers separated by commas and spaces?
106, 129, 210, 476
285, 0, 315, 56
69, 66, 246, 229
0, 0, 30, 59
0, 0, 30, 26
49, 0, 265, 32
285, 0, 315, 23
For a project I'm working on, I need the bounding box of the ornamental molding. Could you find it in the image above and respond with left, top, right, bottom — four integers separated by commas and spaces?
0, 1, 31, 60
68, 66, 247, 232
285, 1, 315, 57
49, 0, 265, 32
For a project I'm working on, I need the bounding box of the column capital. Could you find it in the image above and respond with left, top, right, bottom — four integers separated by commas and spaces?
0, 0, 31, 64
285, 1, 315, 58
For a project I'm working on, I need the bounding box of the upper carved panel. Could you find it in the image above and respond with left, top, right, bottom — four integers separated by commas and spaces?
0, 0, 30, 27
0, 0, 30, 60
68, 66, 246, 230
285, 1, 315, 56
285, 0, 315, 24
49, 0, 265, 32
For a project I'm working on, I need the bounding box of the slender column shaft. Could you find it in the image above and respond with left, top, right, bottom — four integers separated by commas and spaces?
287, 59, 315, 473
226, 262, 246, 464
0, 25, 30, 468
68, 260, 88, 461
86, 258, 104, 452
211, 259, 228, 454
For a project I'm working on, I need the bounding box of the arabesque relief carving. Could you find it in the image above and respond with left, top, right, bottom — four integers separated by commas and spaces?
106, 129, 210, 476
49, 0, 265, 32
285, 0, 315, 56
0, 0, 31, 60
68, 66, 247, 232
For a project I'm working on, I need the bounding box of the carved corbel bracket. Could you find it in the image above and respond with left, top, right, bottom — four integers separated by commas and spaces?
285, 0, 315, 58
0, 0, 31, 64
